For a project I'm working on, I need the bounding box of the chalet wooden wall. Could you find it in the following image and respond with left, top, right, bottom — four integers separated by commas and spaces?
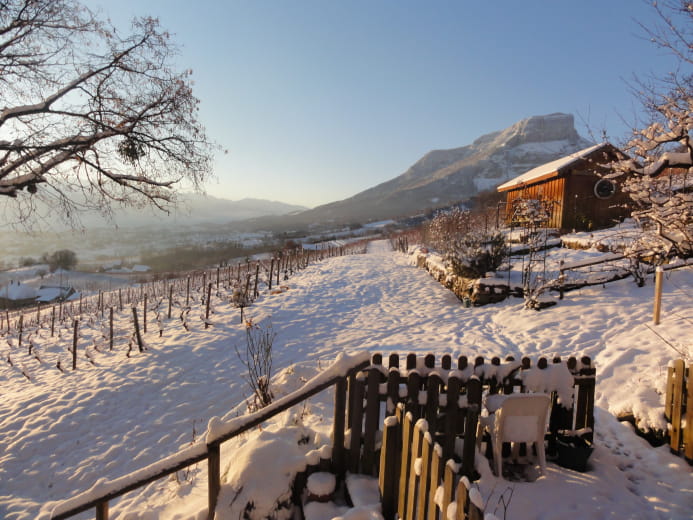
502, 148, 632, 232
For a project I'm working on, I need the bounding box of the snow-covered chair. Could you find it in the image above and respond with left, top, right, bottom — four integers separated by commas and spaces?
476, 393, 551, 478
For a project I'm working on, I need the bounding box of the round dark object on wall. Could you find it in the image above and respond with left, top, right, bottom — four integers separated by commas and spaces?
594, 179, 616, 199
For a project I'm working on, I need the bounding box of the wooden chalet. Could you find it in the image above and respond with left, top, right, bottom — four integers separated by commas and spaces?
497, 142, 630, 231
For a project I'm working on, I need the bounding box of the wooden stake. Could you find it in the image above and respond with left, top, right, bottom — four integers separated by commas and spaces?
109, 307, 114, 350
254, 264, 260, 298
72, 319, 79, 370
654, 266, 663, 325
132, 308, 144, 352
18, 314, 23, 348
268, 259, 274, 291
205, 283, 212, 329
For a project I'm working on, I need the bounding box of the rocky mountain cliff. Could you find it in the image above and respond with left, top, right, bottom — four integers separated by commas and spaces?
278, 113, 592, 227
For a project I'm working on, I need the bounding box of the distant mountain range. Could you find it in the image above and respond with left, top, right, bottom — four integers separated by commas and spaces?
248, 112, 593, 230
17, 112, 593, 234
44, 195, 309, 230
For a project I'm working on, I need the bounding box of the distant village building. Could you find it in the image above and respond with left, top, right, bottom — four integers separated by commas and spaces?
0, 281, 38, 309
0, 281, 75, 309
497, 142, 630, 231
36, 285, 76, 304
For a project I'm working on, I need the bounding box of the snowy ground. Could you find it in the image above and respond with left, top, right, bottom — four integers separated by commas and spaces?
1, 239, 691, 519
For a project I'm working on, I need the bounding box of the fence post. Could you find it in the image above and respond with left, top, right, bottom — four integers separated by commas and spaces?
168, 285, 173, 319
460, 377, 481, 478
405, 421, 424, 520
669, 359, 685, 455
363, 368, 381, 475
208, 442, 220, 520
332, 376, 347, 476
397, 409, 413, 520
685, 364, 693, 462
416, 432, 433, 520
348, 376, 365, 473
96, 501, 108, 520
379, 414, 400, 520
426, 441, 443, 520
653, 266, 663, 325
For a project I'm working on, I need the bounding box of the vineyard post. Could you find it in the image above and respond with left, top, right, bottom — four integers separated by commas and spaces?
109, 307, 114, 350
18, 314, 23, 348
5, 310, 8, 333
254, 264, 260, 298
276, 256, 280, 286
168, 285, 173, 319
143, 294, 148, 334
216, 267, 220, 289
36, 303, 41, 325
119, 288, 123, 311
132, 308, 144, 352
268, 259, 274, 291
244, 273, 251, 301
79, 294, 82, 315
72, 319, 78, 370
51, 306, 55, 337
205, 283, 212, 329
59, 301, 63, 321
186, 277, 191, 306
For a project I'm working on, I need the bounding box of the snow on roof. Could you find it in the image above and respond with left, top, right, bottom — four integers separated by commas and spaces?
35, 286, 72, 302
497, 142, 607, 191
0, 280, 38, 300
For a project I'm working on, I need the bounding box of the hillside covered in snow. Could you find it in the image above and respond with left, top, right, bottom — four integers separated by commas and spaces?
0, 240, 691, 519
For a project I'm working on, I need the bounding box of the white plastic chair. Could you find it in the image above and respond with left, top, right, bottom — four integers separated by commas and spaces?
477, 393, 551, 478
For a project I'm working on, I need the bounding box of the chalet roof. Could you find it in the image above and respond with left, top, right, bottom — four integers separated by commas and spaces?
497, 142, 608, 192
0, 281, 37, 301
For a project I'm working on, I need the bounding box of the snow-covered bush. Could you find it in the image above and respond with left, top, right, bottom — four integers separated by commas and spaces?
604, 0, 692, 263
425, 208, 508, 278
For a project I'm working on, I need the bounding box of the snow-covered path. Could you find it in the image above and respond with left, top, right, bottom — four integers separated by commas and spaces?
1, 240, 691, 519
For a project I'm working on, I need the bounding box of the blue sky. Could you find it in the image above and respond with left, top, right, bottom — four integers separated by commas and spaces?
89, 1, 678, 208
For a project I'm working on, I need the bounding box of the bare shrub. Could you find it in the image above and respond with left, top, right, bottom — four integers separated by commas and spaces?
235, 320, 276, 411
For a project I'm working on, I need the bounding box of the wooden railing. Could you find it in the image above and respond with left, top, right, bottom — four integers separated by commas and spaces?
46, 352, 371, 520
665, 358, 693, 462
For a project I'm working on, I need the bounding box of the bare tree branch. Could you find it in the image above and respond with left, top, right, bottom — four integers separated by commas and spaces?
0, 0, 215, 226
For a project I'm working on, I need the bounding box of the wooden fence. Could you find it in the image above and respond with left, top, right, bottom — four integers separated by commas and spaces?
665, 359, 693, 462
379, 404, 485, 520
353, 352, 596, 520
47, 354, 370, 520
46, 350, 596, 519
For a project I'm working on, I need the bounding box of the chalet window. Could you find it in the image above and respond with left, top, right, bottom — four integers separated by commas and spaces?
594, 179, 616, 199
